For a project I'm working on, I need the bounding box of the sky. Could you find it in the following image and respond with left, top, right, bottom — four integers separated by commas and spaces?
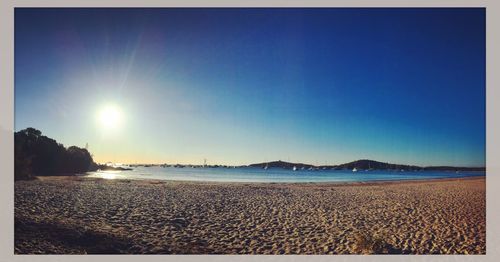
15, 8, 485, 167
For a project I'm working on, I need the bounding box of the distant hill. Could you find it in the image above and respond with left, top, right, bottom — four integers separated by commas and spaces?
247, 159, 485, 172
249, 160, 314, 170
335, 159, 421, 171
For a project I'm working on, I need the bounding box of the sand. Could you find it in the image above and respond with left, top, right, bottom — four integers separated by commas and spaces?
14, 176, 486, 254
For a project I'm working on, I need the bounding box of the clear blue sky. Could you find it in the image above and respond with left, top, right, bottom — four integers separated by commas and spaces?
15, 8, 485, 166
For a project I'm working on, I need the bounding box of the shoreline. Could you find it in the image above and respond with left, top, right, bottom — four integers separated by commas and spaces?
76, 174, 486, 186
69, 173, 486, 187
15, 176, 486, 254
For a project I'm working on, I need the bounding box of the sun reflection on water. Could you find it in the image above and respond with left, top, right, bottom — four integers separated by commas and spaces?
100, 171, 120, 179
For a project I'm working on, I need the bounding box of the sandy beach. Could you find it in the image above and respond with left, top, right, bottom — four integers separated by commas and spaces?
14, 176, 485, 254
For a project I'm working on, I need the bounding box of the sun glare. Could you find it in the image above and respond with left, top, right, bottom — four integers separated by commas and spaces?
98, 104, 122, 130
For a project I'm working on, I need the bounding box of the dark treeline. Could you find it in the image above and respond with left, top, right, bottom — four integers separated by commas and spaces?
15, 128, 98, 180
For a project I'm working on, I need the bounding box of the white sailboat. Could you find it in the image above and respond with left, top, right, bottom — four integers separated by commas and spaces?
352, 167, 358, 172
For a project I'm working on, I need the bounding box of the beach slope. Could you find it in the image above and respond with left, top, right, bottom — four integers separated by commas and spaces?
15, 177, 485, 254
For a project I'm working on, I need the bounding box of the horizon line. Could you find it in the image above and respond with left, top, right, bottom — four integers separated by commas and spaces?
101, 159, 486, 169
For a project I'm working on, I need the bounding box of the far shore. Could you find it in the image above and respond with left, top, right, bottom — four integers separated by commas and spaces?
15, 176, 485, 254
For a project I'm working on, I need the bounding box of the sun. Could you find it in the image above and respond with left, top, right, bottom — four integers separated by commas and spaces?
98, 104, 122, 129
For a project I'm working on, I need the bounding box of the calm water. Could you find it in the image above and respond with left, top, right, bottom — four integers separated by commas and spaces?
86, 166, 485, 183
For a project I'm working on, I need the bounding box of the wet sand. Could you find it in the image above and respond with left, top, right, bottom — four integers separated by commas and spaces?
14, 176, 485, 254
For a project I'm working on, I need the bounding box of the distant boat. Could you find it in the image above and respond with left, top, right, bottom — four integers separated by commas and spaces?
352, 168, 358, 172
293, 166, 297, 171
264, 164, 268, 170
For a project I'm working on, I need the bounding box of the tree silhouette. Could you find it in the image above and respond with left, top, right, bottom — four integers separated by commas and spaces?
15, 128, 98, 180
